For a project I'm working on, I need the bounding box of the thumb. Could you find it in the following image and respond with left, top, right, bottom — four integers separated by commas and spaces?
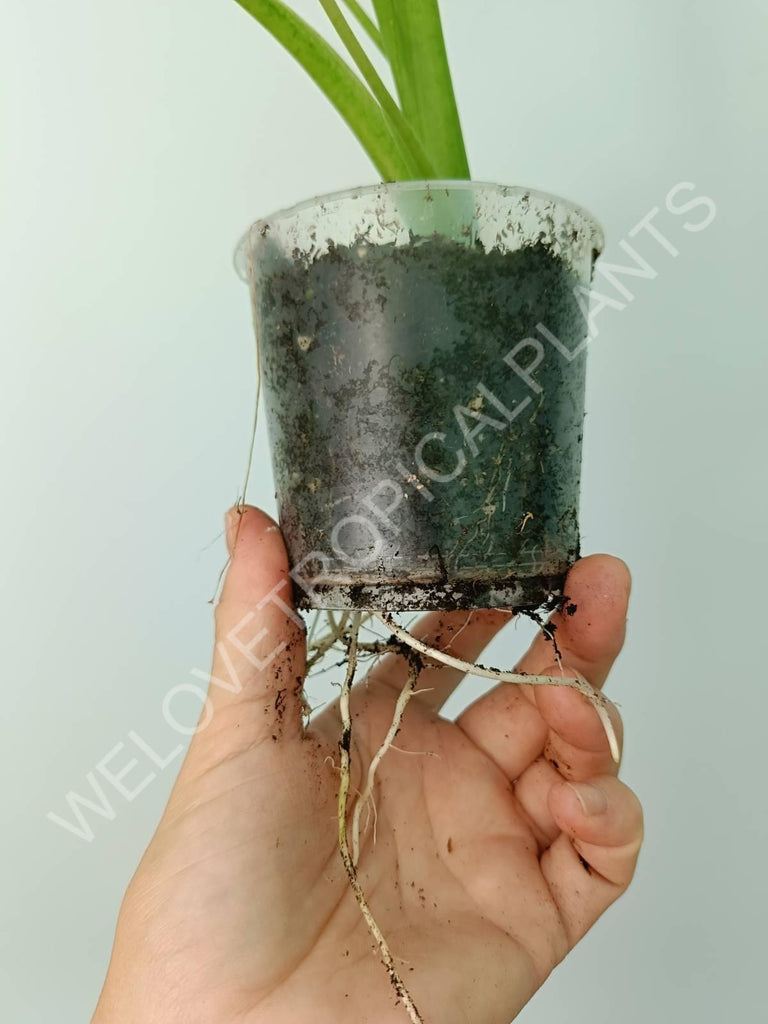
190, 506, 307, 767
541, 774, 643, 945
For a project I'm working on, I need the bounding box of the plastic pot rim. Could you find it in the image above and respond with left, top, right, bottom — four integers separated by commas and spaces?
233, 180, 605, 282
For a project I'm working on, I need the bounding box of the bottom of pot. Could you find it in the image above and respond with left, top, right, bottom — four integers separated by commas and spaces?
294, 571, 570, 614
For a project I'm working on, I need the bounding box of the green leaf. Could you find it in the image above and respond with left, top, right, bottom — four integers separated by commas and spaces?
371, 0, 421, 134
374, 0, 469, 178
340, 0, 384, 53
234, 0, 411, 180
319, 0, 436, 178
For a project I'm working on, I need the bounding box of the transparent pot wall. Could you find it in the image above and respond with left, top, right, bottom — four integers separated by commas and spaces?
236, 182, 604, 611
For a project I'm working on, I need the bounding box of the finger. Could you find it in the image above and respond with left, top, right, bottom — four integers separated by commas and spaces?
516, 554, 631, 685
541, 775, 643, 945
191, 506, 306, 762
456, 555, 630, 779
362, 608, 513, 712
527, 672, 624, 778
511, 684, 623, 845
458, 660, 623, 787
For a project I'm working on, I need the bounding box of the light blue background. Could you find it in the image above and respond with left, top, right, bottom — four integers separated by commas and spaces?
2, 1, 766, 1021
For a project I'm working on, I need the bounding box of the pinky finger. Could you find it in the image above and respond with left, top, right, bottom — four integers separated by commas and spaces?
541, 775, 643, 945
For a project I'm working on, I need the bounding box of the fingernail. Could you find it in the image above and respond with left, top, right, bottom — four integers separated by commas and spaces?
566, 782, 608, 817
225, 507, 240, 555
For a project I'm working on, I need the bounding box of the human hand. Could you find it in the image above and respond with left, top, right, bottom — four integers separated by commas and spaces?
93, 505, 642, 1024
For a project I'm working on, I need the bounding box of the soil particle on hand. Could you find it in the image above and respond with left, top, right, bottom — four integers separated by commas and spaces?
274, 688, 287, 718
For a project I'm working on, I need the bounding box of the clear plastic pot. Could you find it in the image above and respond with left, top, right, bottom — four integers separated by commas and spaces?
235, 182, 603, 611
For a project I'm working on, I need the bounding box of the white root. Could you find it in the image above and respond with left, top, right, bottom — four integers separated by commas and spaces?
351, 661, 419, 867
337, 614, 424, 1024
375, 613, 621, 764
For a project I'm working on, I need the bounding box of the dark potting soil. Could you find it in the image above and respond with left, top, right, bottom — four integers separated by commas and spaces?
253, 234, 588, 610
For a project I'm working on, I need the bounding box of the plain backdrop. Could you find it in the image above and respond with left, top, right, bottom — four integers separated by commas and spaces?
2, 0, 766, 1021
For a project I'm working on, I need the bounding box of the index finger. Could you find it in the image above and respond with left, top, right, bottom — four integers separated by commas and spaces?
516, 553, 632, 688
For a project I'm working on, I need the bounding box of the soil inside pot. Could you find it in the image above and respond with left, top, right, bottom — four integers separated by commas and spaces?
255, 233, 588, 611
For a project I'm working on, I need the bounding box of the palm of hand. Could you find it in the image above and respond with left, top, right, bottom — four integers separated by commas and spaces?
95, 510, 641, 1024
